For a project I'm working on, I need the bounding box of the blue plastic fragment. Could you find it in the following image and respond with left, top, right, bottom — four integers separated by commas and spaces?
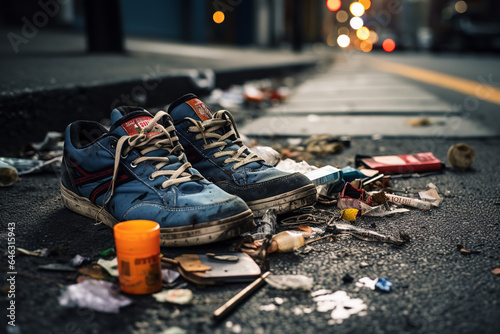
375, 278, 393, 292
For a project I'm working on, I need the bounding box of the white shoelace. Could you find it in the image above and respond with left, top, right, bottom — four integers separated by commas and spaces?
186, 110, 264, 170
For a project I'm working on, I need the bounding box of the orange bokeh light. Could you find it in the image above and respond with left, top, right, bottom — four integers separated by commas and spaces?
360, 40, 373, 52
359, 0, 371, 10
382, 39, 396, 52
326, 0, 342, 12
213, 11, 225, 24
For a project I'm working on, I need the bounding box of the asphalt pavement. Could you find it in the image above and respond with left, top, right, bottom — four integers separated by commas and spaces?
1, 49, 500, 334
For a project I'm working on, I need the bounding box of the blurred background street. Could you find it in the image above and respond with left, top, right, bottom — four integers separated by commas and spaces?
1, 1, 499, 334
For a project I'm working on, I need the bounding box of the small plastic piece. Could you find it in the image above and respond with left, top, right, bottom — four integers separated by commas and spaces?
152, 289, 193, 305
267, 231, 305, 253
447, 143, 475, 170
313, 290, 367, 324
59, 279, 132, 313
251, 210, 278, 240
248, 146, 281, 166
70, 254, 91, 267
161, 269, 180, 284
97, 258, 119, 277
265, 274, 313, 291
340, 208, 359, 222
374, 278, 392, 292
275, 159, 317, 173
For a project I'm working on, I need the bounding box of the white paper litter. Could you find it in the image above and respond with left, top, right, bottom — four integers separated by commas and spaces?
265, 274, 313, 291
313, 290, 367, 324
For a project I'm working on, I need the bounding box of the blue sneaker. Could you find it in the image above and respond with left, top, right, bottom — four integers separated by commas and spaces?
60, 106, 254, 246
168, 94, 317, 217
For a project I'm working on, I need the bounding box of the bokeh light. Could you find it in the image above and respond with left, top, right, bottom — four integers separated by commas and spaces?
350, 17, 364, 30
367, 30, 379, 44
213, 11, 225, 24
382, 38, 396, 52
338, 26, 350, 36
359, 0, 371, 10
350, 2, 365, 17
337, 34, 350, 48
336, 10, 348, 23
360, 40, 373, 52
356, 27, 370, 40
455, 1, 467, 13
326, 33, 336, 46
326, 0, 342, 12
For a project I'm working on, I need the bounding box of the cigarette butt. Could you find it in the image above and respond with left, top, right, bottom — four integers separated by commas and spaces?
385, 193, 431, 210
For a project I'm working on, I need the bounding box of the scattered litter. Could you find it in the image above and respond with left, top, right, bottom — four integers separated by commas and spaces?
162, 269, 180, 284
340, 208, 359, 222
374, 278, 393, 292
407, 117, 432, 127
70, 254, 91, 267
0, 160, 18, 187
153, 289, 193, 305
265, 274, 313, 291
274, 297, 284, 305
97, 248, 116, 257
206, 253, 239, 262
356, 277, 392, 292
38, 263, 77, 272
305, 166, 343, 187
79, 264, 111, 280
311, 289, 333, 297
268, 231, 305, 253
276, 159, 317, 173
491, 268, 500, 275
359, 262, 370, 268
16, 247, 48, 257
356, 277, 376, 289
248, 146, 281, 166
447, 143, 475, 170
259, 303, 278, 311
159, 327, 187, 334
97, 258, 119, 277
457, 244, 480, 255
385, 193, 431, 210
329, 223, 410, 245
342, 274, 353, 284
251, 210, 278, 240
0, 156, 62, 175
313, 290, 367, 324
59, 279, 131, 313
418, 185, 443, 207
356, 152, 443, 174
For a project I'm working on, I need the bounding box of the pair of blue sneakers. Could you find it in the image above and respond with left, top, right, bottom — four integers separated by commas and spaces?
61, 94, 316, 246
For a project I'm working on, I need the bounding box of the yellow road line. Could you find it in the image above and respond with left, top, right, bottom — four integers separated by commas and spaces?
371, 59, 500, 105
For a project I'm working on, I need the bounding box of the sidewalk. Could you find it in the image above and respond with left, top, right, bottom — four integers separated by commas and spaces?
0, 29, 330, 155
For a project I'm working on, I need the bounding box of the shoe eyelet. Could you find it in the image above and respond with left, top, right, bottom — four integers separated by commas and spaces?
110, 140, 117, 149
130, 162, 138, 168
148, 175, 155, 181
121, 154, 128, 159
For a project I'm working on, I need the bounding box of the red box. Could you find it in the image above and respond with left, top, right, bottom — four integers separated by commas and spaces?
357, 152, 444, 174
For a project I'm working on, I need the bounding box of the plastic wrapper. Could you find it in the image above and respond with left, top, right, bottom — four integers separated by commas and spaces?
161, 269, 180, 284
275, 159, 317, 174
313, 290, 367, 324
419, 184, 443, 207
248, 146, 281, 166
0, 156, 62, 175
153, 289, 193, 305
58, 279, 132, 313
267, 231, 305, 253
251, 210, 278, 240
265, 274, 313, 291
330, 223, 409, 245
356, 277, 392, 292
97, 258, 119, 277
340, 208, 359, 222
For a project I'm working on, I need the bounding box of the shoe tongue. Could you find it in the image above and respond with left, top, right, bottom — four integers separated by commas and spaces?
109, 106, 161, 138
168, 93, 213, 122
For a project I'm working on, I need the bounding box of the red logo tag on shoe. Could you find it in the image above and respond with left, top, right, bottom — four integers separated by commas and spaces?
185, 98, 212, 121
122, 116, 161, 138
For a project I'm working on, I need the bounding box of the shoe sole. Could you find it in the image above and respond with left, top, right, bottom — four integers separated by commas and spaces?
246, 184, 317, 217
61, 183, 255, 246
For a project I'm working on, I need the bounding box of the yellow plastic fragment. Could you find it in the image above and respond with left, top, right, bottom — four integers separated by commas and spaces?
341, 208, 359, 222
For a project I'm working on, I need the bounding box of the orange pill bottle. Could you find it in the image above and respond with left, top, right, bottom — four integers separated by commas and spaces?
114, 220, 162, 294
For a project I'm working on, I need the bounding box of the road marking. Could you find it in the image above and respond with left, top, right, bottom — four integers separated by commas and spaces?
371, 59, 500, 106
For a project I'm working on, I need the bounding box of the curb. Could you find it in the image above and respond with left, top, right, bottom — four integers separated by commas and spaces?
0, 60, 319, 155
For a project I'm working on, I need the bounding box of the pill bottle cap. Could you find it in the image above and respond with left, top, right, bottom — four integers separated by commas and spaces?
114, 220, 160, 256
